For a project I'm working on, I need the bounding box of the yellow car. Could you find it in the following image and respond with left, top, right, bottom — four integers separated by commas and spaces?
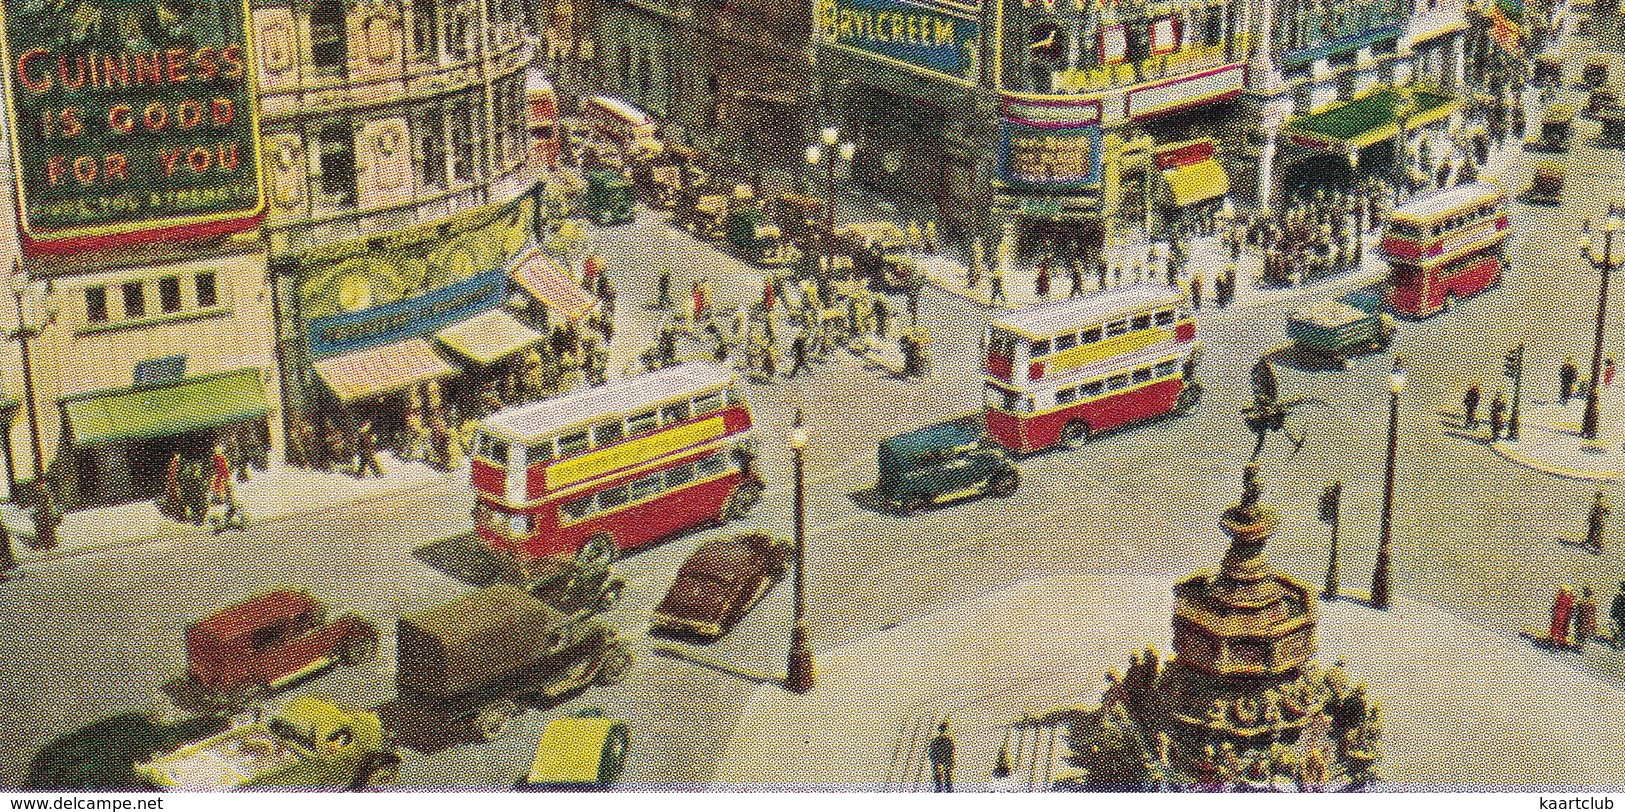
519, 709, 629, 789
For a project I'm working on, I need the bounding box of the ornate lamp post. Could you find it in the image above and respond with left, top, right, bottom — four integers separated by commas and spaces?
1348, 151, 1364, 263
806, 128, 855, 278
1579, 207, 1624, 441
8, 262, 56, 551
1372, 361, 1405, 611
785, 413, 816, 694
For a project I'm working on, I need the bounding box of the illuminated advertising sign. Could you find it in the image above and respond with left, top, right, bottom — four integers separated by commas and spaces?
996, 120, 1102, 189
0, 0, 266, 255
815, 0, 980, 81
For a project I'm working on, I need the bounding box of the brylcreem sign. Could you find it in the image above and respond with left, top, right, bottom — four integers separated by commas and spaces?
0, 0, 266, 255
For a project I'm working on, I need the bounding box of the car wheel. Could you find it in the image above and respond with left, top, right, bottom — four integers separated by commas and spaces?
594, 644, 634, 686
1176, 383, 1203, 414
473, 699, 521, 742
1060, 421, 1091, 448
901, 495, 928, 515
598, 725, 630, 785
724, 480, 764, 520
338, 620, 380, 666
1443, 292, 1457, 313
989, 471, 1019, 497
363, 752, 402, 787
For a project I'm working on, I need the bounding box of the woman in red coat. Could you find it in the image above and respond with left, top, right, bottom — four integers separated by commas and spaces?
1551, 584, 1577, 644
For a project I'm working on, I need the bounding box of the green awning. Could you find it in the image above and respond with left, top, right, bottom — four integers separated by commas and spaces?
1284, 87, 1459, 151
62, 368, 270, 447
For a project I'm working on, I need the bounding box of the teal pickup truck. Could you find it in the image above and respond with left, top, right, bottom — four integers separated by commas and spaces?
1286, 300, 1396, 368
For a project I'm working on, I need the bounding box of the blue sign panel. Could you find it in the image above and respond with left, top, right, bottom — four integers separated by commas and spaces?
816, 0, 980, 80
1280, 22, 1405, 66
134, 355, 188, 387
996, 121, 1103, 190
307, 267, 510, 358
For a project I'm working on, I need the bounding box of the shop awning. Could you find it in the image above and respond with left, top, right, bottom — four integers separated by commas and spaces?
62, 368, 269, 447
435, 309, 546, 366
510, 248, 598, 322
313, 338, 458, 402
1155, 140, 1230, 208
1283, 87, 1460, 151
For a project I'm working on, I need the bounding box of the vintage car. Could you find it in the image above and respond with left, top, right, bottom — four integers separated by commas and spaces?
585, 169, 635, 226
136, 697, 400, 790
1285, 300, 1396, 368
1525, 162, 1565, 204
1529, 105, 1575, 152
1585, 59, 1611, 89
1599, 106, 1625, 147
834, 221, 922, 291
1585, 84, 1618, 119
875, 424, 1019, 514
183, 590, 379, 708
396, 584, 633, 741
518, 708, 630, 789
725, 196, 802, 266
650, 532, 792, 640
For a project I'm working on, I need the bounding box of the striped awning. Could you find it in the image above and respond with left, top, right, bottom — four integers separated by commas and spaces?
435, 309, 545, 366
313, 338, 458, 402
510, 248, 598, 322
1162, 159, 1230, 208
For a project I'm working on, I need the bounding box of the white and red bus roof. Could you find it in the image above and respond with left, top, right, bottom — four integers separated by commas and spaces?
525, 68, 555, 97
482, 361, 737, 441
1389, 181, 1506, 224
587, 96, 654, 127
992, 280, 1186, 340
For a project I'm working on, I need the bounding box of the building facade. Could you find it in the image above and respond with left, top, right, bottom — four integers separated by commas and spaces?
252, 0, 546, 469
0, 0, 543, 508
812, 0, 1253, 250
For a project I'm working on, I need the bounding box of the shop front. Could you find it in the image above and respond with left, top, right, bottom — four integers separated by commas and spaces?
1280, 85, 1460, 199
59, 369, 271, 507
993, 98, 1107, 259
1153, 139, 1231, 231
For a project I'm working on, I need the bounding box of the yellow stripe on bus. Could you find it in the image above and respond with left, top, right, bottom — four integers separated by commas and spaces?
1045, 326, 1177, 374
548, 416, 727, 491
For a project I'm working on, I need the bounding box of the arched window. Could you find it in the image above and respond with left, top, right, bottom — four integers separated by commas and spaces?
637, 50, 653, 100
317, 123, 356, 204
309, 0, 348, 72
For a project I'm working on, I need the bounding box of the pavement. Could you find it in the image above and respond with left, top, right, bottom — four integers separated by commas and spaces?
715, 571, 1625, 792
1469, 387, 1625, 480
3, 455, 460, 563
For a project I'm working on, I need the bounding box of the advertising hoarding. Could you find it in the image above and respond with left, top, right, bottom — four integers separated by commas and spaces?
816, 0, 981, 81
996, 120, 1103, 189
0, 0, 266, 255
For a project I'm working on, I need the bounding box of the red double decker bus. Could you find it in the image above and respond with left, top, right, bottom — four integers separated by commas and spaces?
471, 362, 761, 562
1380, 181, 1508, 317
983, 281, 1201, 453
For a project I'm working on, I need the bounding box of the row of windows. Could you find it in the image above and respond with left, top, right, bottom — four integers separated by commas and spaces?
305, 0, 523, 77
83, 273, 219, 326
1388, 202, 1502, 240
559, 451, 734, 522
991, 306, 1182, 362
987, 358, 1182, 414
477, 387, 741, 467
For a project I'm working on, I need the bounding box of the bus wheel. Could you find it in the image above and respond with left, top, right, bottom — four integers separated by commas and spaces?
989, 471, 1020, 497
1443, 292, 1457, 313
1060, 421, 1091, 448
1176, 384, 1203, 414
724, 481, 764, 520
901, 495, 928, 515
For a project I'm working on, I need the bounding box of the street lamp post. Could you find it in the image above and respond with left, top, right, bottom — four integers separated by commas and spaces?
1348, 151, 1364, 263
806, 128, 855, 279
8, 263, 56, 551
785, 412, 816, 694
1372, 361, 1405, 611
1579, 208, 1624, 441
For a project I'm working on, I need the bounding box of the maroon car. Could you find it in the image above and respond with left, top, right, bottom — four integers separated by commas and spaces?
652, 533, 791, 640
185, 590, 379, 704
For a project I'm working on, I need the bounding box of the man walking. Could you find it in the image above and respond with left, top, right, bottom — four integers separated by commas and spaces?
1490, 389, 1508, 440
1587, 488, 1611, 554
1464, 382, 1482, 429
1189, 269, 1203, 311
1069, 260, 1085, 297
928, 719, 955, 792
989, 262, 1006, 305
1575, 586, 1601, 651
1610, 581, 1625, 645
1561, 355, 1580, 404
355, 422, 384, 479
1035, 260, 1051, 301
788, 330, 809, 378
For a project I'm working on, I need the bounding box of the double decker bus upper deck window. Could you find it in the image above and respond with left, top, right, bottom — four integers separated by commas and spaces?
1031, 338, 1052, 357
695, 390, 727, 414
1107, 373, 1131, 391
1155, 359, 1179, 378
559, 431, 590, 456
1106, 320, 1130, 338
989, 329, 1019, 357
726, 387, 744, 405
480, 435, 509, 465
1132, 314, 1153, 331
594, 420, 625, 446
1133, 366, 1155, 383
1155, 309, 1176, 326
661, 401, 692, 424
628, 411, 660, 436
1055, 332, 1078, 351
1080, 326, 1103, 344
527, 441, 553, 466
1056, 386, 1078, 404
1080, 380, 1104, 397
